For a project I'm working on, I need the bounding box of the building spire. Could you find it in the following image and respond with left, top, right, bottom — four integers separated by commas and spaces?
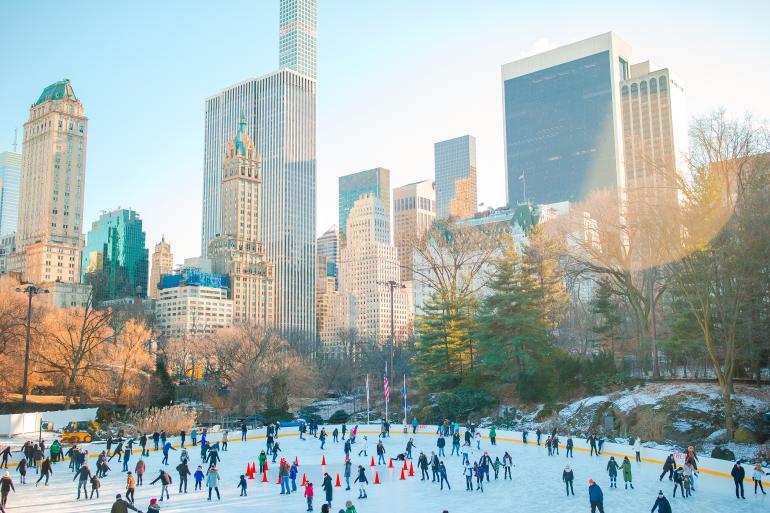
235, 110, 247, 156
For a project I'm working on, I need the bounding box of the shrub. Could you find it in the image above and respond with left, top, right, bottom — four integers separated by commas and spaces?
260, 408, 294, 425
126, 405, 196, 434
328, 409, 349, 424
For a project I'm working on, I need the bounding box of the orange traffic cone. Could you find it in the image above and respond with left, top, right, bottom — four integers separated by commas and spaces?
402, 460, 408, 471
399, 468, 406, 480
264, 460, 269, 471
370, 456, 375, 467
301, 472, 307, 486
277, 474, 282, 484
408, 461, 414, 477
335, 474, 341, 487
295, 456, 299, 465
374, 471, 381, 484
321, 455, 326, 465
261, 470, 268, 482
388, 457, 393, 468
247, 463, 253, 479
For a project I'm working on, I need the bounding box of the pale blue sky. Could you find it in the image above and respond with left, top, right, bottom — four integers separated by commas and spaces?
1, 0, 768, 263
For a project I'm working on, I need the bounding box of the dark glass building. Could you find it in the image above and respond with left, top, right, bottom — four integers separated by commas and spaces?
502, 32, 631, 206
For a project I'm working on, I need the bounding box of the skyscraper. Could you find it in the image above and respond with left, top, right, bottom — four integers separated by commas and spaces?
12, 79, 87, 284
209, 115, 273, 326
82, 208, 149, 302
501, 33, 632, 206
149, 236, 174, 299
279, 0, 317, 80
620, 61, 687, 206
434, 135, 477, 220
325, 194, 410, 352
0, 151, 21, 237
317, 224, 338, 280
202, 0, 316, 337
393, 180, 435, 282
338, 167, 390, 244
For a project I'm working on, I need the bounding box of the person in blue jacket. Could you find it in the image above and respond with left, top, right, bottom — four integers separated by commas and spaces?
193, 465, 205, 491
588, 479, 604, 513
162, 441, 176, 465
650, 490, 672, 513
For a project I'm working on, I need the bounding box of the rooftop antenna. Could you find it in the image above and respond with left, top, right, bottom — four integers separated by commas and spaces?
12, 128, 18, 153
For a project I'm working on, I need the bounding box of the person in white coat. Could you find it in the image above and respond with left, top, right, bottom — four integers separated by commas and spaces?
633, 438, 642, 463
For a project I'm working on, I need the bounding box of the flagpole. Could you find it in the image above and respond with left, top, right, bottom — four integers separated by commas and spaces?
403, 374, 407, 427
366, 374, 370, 425
384, 363, 388, 422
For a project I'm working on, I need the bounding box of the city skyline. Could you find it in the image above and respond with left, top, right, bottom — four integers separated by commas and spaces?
1, 1, 769, 265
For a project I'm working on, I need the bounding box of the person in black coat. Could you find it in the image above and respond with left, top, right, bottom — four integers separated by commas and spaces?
562, 465, 575, 496
417, 452, 429, 480
659, 454, 676, 481
322, 472, 333, 507
731, 462, 746, 499
650, 490, 672, 513
176, 461, 190, 493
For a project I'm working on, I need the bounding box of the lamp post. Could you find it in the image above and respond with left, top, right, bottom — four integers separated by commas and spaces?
379, 279, 406, 415
15, 284, 49, 405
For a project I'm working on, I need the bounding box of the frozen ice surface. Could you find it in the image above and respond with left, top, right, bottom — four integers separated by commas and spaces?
2, 426, 767, 513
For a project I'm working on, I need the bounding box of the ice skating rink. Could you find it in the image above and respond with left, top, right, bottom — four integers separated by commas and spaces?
4, 426, 767, 513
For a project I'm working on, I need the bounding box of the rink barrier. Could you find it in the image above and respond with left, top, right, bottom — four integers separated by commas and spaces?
57, 425, 764, 485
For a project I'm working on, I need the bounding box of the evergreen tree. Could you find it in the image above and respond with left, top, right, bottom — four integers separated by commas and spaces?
414, 292, 477, 389
475, 236, 551, 390
591, 278, 623, 357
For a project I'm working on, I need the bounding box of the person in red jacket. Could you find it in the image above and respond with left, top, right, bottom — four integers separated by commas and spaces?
304, 481, 314, 511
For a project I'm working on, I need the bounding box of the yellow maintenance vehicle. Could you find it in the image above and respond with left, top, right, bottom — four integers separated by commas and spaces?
61, 421, 93, 443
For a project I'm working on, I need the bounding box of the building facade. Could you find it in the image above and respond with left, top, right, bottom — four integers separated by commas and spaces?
155, 270, 233, 338
434, 135, 477, 219
620, 62, 687, 209
502, 32, 632, 206
82, 208, 149, 302
208, 115, 273, 326
393, 180, 435, 282
338, 168, 390, 245
149, 236, 173, 299
279, 0, 317, 80
12, 79, 87, 284
317, 224, 338, 282
0, 151, 21, 237
324, 194, 410, 353
202, 0, 316, 337
0, 233, 15, 275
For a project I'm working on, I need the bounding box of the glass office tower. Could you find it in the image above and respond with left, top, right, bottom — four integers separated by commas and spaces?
434, 135, 477, 220
338, 168, 390, 244
0, 151, 21, 237
82, 208, 149, 301
501, 32, 631, 206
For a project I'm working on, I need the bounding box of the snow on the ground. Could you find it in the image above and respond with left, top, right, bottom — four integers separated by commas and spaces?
2, 426, 767, 513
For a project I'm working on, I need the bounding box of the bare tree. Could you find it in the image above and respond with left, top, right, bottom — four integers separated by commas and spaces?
35, 291, 114, 408
659, 110, 769, 438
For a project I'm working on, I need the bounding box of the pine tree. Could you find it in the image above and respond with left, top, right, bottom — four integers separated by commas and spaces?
475, 236, 551, 388
590, 279, 622, 357
414, 292, 477, 389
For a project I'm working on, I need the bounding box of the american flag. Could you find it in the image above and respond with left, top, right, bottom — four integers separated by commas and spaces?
383, 365, 390, 404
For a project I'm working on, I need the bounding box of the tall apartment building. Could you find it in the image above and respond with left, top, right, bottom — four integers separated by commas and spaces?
502, 33, 632, 206
0, 151, 21, 237
279, 0, 317, 80
202, 0, 316, 337
393, 180, 435, 282
155, 270, 233, 338
620, 61, 687, 208
12, 79, 87, 284
0, 233, 15, 275
149, 236, 173, 299
338, 168, 390, 245
434, 135, 477, 219
208, 115, 273, 326
325, 194, 410, 352
82, 208, 149, 302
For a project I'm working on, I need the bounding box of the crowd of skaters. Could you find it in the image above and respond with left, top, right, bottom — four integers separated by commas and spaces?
0, 416, 766, 512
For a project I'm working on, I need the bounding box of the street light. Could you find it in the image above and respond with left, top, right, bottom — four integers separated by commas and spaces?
15, 284, 49, 405
378, 279, 406, 418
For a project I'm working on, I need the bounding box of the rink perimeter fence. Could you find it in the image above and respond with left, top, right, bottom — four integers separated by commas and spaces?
0, 407, 98, 437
